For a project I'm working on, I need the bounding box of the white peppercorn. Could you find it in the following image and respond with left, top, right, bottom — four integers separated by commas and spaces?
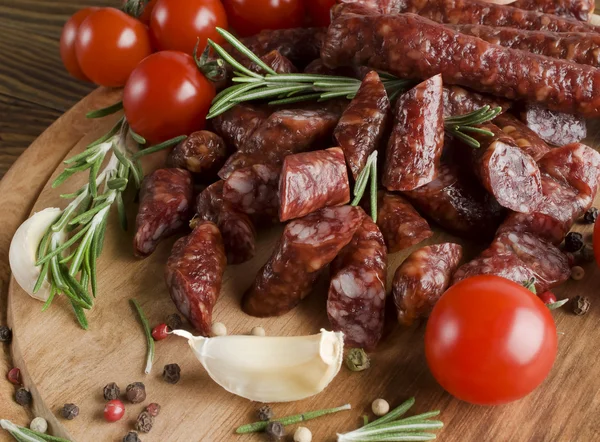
251, 326, 266, 336
211, 322, 227, 337
294, 426, 312, 442
371, 398, 390, 417
30, 417, 48, 434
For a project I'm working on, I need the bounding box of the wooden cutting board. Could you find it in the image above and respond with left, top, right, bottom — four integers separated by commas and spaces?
3, 89, 600, 442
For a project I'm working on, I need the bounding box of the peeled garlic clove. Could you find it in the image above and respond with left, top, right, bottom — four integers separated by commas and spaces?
9, 208, 62, 301
173, 328, 344, 403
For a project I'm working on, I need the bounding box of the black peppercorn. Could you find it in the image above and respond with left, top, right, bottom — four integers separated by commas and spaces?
572, 295, 591, 316
126, 382, 146, 404
146, 403, 161, 417
136, 411, 154, 433
584, 207, 598, 224
163, 364, 181, 384
0, 325, 12, 343
61, 403, 79, 420
123, 431, 141, 442
103, 382, 120, 401
166, 314, 182, 331
265, 421, 285, 441
14, 388, 31, 406
564, 232, 584, 253
258, 405, 274, 421
580, 244, 595, 263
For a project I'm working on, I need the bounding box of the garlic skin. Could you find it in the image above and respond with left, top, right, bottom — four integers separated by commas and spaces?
173, 329, 344, 403
9, 208, 62, 301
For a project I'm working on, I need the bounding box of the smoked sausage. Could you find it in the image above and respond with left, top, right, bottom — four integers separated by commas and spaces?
519, 105, 587, 146
512, 0, 594, 21
166, 131, 228, 178
493, 114, 550, 161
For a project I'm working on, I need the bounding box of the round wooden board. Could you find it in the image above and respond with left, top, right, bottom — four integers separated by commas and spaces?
4, 90, 600, 442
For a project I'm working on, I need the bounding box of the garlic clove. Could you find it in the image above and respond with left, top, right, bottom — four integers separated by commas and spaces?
9, 208, 62, 301
173, 329, 344, 403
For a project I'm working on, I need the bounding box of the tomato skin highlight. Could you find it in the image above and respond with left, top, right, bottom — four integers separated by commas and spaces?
222, 0, 305, 37
149, 0, 228, 55
425, 275, 557, 406
60, 7, 99, 81
123, 51, 215, 144
305, 0, 336, 26
75, 8, 152, 87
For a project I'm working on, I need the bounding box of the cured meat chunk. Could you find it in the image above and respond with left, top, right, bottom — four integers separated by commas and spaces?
165, 221, 226, 336
451, 25, 600, 70
321, 12, 600, 117
218, 152, 270, 180
223, 163, 280, 220
538, 143, 600, 196
196, 181, 257, 264
166, 131, 228, 177
243, 206, 364, 317
383, 75, 444, 191
519, 105, 586, 146
453, 231, 569, 293
376, 192, 433, 253
334, 70, 390, 180
248, 50, 298, 74
328, 216, 387, 350
279, 148, 351, 221
442, 85, 510, 117
512, 0, 594, 21
393, 243, 463, 326
133, 168, 193, 258
211, 104, 269, 151
404, 164, 505, 238
457, 123, 542, 213
493, 114, 550, 161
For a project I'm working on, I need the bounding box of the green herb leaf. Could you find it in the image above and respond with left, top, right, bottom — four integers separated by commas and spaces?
130, 299, 155, 374
86, 101, 123, 119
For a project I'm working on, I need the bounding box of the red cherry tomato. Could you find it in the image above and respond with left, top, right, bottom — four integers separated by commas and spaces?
152, 323, 170, 341
104, 399, 125, 422
60, 7, 99, 81
222, 0, 305, 37
139, 0, 158, 25
538, 291, 557, 305
425, 275, 557, 406
123, 51, 215, 144
305, 0, 336, 26
75, 8, 152, 87
149, 0, 227, 55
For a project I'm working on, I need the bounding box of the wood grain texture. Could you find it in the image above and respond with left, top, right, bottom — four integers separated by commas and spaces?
2, 90, 600, 442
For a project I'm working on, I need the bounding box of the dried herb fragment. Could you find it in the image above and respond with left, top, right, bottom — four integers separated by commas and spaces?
166, 313, 182, 330
14, 388, 32, 406
0, 325, 12, 343
123, 431, 142, 442
126, 382, 147, 404
103, 382, 121, 401
258, 405, 274, 421
345, 348, 370, 372
564, 232, 584, 253
136, 411, 154, 433
583, 207, 598, 224
265, 421, 285, 441
61, 403, 79, 420
572, 295, 590, 316
146, 403, 161, 417
163, 364, 181, 384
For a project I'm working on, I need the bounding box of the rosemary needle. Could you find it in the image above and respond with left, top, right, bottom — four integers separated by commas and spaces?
130, 299, 155, 375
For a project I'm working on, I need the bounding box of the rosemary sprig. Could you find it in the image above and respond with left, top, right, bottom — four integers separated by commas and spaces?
85, 101, 123, 119
337, 398, 443, 442
130, 299, 155, 374
236, 404, 351, 434
0, 419, 72, 442
445, 105, 502, 148
351, 151, 379, 222
205, 28, 414, 119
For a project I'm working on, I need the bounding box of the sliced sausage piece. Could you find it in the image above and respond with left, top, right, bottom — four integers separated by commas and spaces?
376, 192, 433, 253
538, 143, 600, 196
512, 0, 594, 21
321, 12, 600, 117
218, 152, 270, 180
518, 105, 586, 146
493, 114, 550, 162
222, 163, 281, 221
442, 85, 511, 117
165, 221, 226, 336
451, 25, 600, 69
393, 243, 463, 326
457, 123, 542, 213
279, 148, 351, 222
383, 74, 444, 191
248, 50, 298, 74
210, 104, 270, 152
243, 206, 364, 317
334, 70, 390, 180
133, 168, 194, 258
166, 131, 228, 178
196, 181, 257, 264
404, 164, 506, 239
328, 216, 387, 350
